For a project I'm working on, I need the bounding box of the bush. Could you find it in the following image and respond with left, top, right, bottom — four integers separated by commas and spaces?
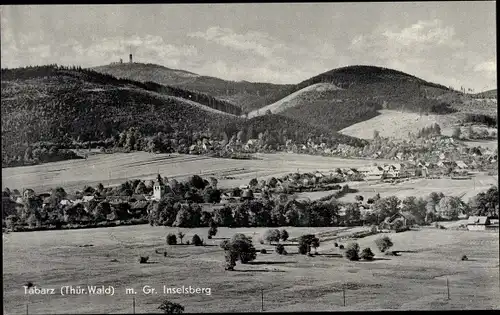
298, 243, 309, 255
339, 244, 344, 249
280, 229, 289, 241
344, 242, 360, 261
276, 244, 285, 255
263, 229, 281, 244
208, 223, 218, 238
260, 249, 267, 254
221, 233, 257, 268
158, 299, 185, 314
334, 242, 339, 247
166, 233, 177, 245
461, 255, 468, 261
139, 256, 149, 264
360, 247, 375, 261
298, 234, 319, 255
375, 236, 393, 252
192, 234, 203, 246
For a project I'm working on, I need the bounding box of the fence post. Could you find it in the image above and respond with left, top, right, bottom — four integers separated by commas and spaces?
26, 303, 29, 315
446, 277, 450, 300
133, 297, 136, 314
261, 288, 264, 312
342, 285, 346, 307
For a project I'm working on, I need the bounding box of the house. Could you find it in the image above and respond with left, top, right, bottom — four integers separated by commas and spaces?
128, 201, 149, 218
455, 161, 468, 169
467, 216, 490, 231
82, 195, 95, 203
23, 189, 36, 199
437, 161, 457, 168
314, 171, 324, 178
385, 164, 402, 178
380, 211, 416, 230
366, 166, 385, 181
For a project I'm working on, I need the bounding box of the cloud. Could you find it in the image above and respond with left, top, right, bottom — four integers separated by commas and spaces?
382, 19, 464, 48
473, 61, 496, 74
345, 19, 493, 90
188, 26, 279, 58
195, 59, 323, 84
1, 33, 198, 68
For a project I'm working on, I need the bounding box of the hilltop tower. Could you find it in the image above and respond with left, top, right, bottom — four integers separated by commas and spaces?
120, 58, 123, 64
129, 54, 133, 63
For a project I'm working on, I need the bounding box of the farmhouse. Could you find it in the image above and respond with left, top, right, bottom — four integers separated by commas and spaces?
358, 166, 385, 181
455, 161, 468, 169
380, 211, 416, 230
467, 216, 490, 231
384, 163, 402, 178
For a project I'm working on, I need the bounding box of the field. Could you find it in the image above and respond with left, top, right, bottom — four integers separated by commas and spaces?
339, 173, 498, 203
247, 83, 342, 118
1, 152, 391, 193
339, 110, 459, 140
3, 225, 499, 313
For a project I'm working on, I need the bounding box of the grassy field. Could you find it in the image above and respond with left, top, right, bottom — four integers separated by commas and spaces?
339, 173, 498, 203
3, 225, 498, 313
339, 110, 459, 140
1, 152, 391, 193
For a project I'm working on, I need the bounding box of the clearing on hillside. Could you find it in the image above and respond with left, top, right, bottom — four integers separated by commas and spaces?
247, 83, 342, 118
339, 110, 459, 140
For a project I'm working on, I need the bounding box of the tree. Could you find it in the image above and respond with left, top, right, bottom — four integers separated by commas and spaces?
208, 221, 218, 238
203, 188, 221, 203
280, 229, 289, 242
355, 195, 364, 202
52, 187, 67, 200
158, 300, 184, 314
177, 231, 185, 244
373, 130, 380, 140
298, 234, 319, 255
220, 233, 257, 269
360, 247, 375, 260
93, 201, 111, 222
213, 206, 234, 227
438, 196, 462, 220
249, 178, 258, 188
375, 236, 393, 252
135, 181, 148, 195
263, 229, 281, 244
468, 186, 499, 218
172, 206, 192, 227
233, 203, 250, 227
191, 234, 203, 246
344, 203, 361, 226
189, 175, 206, 190
209, 177, 218, 189
166, 233, 177, 245
275, 244, 286, 255
452, 127, 461, 139
345, 242, 360, 261
372, 196, 400, 222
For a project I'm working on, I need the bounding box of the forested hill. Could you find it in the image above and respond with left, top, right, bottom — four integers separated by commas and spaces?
1, 65, 367, 168
2, 65, 243, 116
92, 62, 293, 113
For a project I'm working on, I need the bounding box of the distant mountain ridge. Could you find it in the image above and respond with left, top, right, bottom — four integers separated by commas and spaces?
1, 65, 366, 167
92, 62, 293, 113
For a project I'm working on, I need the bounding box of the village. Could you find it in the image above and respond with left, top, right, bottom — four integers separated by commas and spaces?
3, 152, 498, 234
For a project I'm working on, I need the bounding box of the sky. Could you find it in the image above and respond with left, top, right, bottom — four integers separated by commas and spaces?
1, 2, 497, 91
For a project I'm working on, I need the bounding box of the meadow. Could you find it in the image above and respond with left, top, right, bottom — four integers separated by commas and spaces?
1, 152, 391, 193
3, 225, 499, 313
